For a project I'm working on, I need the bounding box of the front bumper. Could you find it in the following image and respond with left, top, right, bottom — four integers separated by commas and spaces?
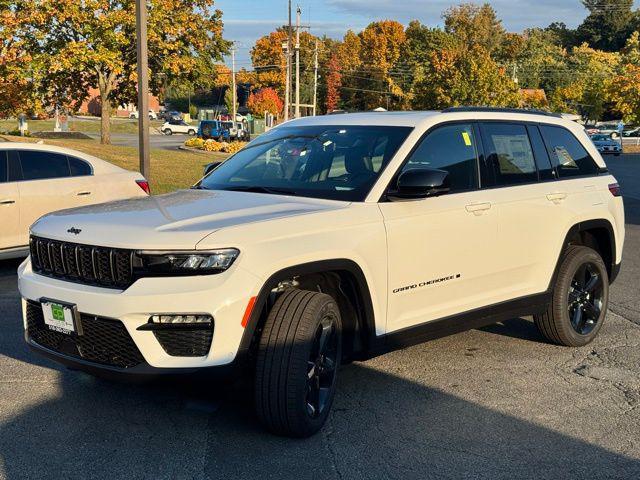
18, 258, 263, 372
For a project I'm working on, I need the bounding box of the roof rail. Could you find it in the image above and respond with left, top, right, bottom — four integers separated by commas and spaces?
441, 106, 562, 118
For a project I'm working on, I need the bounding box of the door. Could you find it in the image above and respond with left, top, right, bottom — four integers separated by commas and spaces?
15, 150, 80, 245
380, 123, 500, 333
0, 152, 21, 250
477, 122, 569, 300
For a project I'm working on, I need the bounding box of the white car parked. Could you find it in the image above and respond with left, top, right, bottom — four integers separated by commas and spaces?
0, 143, 149, 259
18, 108, 625, 437
129, 110, 158, 120
161, 120, 197, 136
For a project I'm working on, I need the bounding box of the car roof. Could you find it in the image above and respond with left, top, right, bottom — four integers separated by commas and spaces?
282, 110, 576, 129
0, 142, 129, 175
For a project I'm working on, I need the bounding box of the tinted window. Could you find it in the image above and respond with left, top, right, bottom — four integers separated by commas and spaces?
69, 157, 92, 176
19, 150, 70, 180
540, 126, 599, 177
7, 151, 22, 181
480, 123, 537, 186
0, 152, 6, 183
402, 123, 478, 192
527, 125, 555, 181
199, 125, 412, 201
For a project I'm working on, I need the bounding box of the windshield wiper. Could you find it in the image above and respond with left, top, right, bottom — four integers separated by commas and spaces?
223, 185, 297, 195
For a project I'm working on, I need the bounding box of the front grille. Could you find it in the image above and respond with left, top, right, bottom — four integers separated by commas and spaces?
153, 329, 214, 357
30, 236, 134, 289
26, 301, 144, 369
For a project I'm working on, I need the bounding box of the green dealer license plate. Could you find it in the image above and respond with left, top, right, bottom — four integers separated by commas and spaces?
41, 300, 78, 334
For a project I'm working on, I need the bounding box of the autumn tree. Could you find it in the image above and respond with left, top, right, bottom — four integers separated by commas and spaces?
608, 31, 640, 123
247, 88, 283, 118
18, 0, 229, 144
550, 44, 620, 120
0, 2, 38, 117
324, 54, 342, 112
250, 28, 320, 96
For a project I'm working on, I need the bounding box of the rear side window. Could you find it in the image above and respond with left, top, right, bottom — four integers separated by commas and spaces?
19, 150, 70, 180
539, 126, 599, 177
0, 152, 6, 182
480, 123, 537, 186
402, 123, 478, 192
69, 157, 92, 176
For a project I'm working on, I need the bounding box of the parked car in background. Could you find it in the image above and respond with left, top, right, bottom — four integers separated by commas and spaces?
159, 110, 182, 122
622, 127, 640, 137
161, 119, 197, 136
0, 143, 149, 260
198, 120, 230, 141
597, 123, 622, 138
222, 121, 251, 141
590, 134, 622, 155
129, 110, 158, 120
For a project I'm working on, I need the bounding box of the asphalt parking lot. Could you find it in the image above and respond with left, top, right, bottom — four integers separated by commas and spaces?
1, 156, 639, 479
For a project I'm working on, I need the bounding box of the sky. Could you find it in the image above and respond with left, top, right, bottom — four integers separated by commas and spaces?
216, 0, 640, 67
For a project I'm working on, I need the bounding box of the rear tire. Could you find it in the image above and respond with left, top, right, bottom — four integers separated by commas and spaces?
534, 245, 609, 347
188, 129, 196, 136
255, 289, 342, 438
164, 129, 172, 135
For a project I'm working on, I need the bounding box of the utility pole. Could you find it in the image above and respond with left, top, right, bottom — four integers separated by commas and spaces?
295, 5, 301, 118
286, 0, 292, 121
312, 39, 318, 116
231, 44, 237, 122
135, 0, 150, 182
283, 41, 290, 122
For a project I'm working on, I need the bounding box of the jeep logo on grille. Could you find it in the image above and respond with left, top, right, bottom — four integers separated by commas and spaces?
67, 227, 82, 235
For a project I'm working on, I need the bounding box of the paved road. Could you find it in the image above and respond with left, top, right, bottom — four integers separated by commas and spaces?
1, 157, 639, 479
85, 132, 188, 150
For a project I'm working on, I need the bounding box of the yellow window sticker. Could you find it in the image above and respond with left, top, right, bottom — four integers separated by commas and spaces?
462, 131, 472, 146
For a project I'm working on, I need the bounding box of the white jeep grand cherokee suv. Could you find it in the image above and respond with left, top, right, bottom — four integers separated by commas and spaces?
18, 108, 625, 437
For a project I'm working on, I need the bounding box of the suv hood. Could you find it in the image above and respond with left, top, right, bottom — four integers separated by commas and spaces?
31, 189, 348, 250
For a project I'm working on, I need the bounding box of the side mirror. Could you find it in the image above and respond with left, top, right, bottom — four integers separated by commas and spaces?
388, 168, 450, 200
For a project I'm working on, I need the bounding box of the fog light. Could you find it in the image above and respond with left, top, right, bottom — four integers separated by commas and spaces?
150, 314, 212, 324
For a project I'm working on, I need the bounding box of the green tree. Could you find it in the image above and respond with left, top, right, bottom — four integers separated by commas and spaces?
413, 44, 519, 109
443, 3, 505, 54
608, 31, 640, 122
575, 0, 637, 51
18, 0, 229, 144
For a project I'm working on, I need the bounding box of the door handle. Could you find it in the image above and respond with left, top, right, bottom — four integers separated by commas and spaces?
546, 193, 567, 204
465, 202, 491, 215
76, 191, 92, 196
0, 199, 15, 205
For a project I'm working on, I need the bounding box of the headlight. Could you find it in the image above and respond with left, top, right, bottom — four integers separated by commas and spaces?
135, 248, 239, 276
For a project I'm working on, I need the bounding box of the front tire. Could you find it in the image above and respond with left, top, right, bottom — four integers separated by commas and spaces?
255, 289, 342, 437
188, 129, 196, 136
534, 245, 609, 347
163, 129, 172, 135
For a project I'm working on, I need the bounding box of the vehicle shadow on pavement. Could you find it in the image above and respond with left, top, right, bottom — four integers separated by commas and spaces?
2, 260, 639, 479
1, 360, 639, 479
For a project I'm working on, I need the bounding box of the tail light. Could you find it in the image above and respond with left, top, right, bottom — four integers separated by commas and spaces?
608, 182, 621, 197
136, 179, 150, 194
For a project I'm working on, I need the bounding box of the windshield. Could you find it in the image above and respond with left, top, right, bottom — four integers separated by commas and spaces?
591, 134, 611, 141
197, 125, 412, 201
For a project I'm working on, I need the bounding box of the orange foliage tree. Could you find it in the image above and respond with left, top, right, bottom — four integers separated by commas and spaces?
247, 88, 283, 118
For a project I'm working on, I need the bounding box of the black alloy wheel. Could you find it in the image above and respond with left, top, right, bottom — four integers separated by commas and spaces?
306, 314, 339, 418
568, 262, 604, 335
